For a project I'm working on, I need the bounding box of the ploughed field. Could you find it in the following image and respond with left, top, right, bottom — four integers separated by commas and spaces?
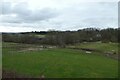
2, 42, 118, 78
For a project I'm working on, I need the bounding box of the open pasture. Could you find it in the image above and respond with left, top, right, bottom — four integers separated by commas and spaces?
2, 42, 118, 78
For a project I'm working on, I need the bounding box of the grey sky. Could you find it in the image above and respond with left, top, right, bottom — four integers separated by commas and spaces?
0, 0, 119, 32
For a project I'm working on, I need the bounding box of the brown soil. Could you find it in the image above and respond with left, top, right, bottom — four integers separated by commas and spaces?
19, 48, 44, 52
2, 69, 46, 79
2, 69, 31, 78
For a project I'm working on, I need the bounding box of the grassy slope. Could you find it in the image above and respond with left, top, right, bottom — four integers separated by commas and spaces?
74, 42, 118, 53
2, 42, 118, 78
35, 34, 45, 38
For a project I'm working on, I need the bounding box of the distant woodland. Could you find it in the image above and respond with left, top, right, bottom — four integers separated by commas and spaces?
2, 28, 119, 47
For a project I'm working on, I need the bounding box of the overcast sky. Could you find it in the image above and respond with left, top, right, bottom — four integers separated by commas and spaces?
0, 0, 119, 32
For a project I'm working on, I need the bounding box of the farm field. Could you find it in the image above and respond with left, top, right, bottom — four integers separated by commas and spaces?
2, 42, 118, 78
75, 42, 118, 53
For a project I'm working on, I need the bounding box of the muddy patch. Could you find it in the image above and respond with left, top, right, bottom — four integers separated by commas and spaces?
2, 69, 45, 78
19, 47, 44, 52
2, 69, 32, 78
18, 46, 57, 52
0, 69, 2, 79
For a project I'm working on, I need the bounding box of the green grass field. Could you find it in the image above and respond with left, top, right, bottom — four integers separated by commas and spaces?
71, 42, 118, 53
35, 34, 46, 38
2, 42, 118, 78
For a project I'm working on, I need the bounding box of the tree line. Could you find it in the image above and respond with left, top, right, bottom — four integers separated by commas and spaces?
2, 28, 119, 46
